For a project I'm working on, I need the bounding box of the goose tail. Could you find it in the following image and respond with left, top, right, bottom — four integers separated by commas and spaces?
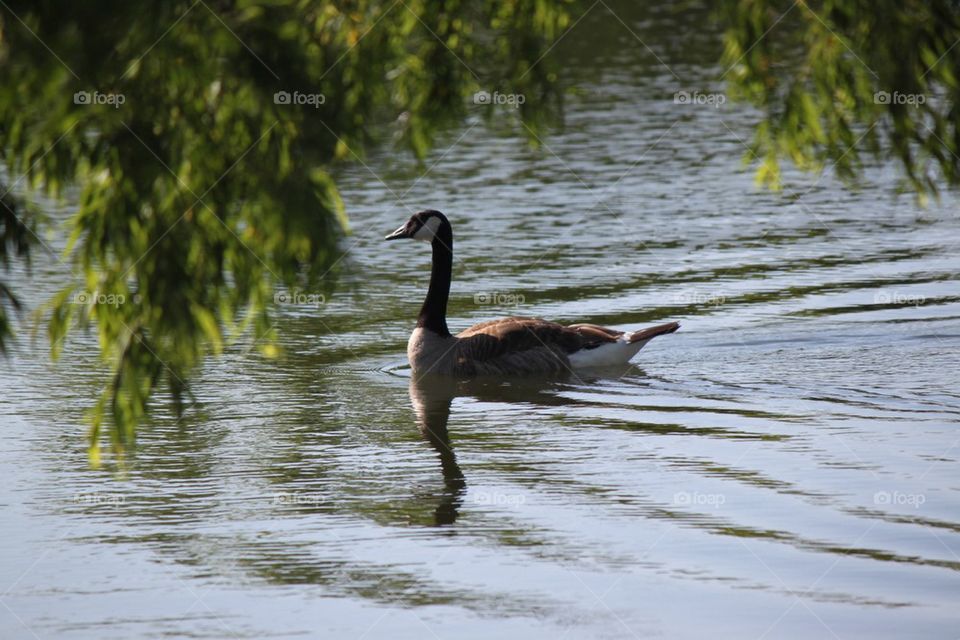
625, 321, 680, 343
568, 321, 679, 368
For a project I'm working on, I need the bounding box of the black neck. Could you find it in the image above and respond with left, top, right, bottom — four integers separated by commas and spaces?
417, 224, 453, 336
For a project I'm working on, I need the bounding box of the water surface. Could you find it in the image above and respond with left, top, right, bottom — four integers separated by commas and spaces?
2, 3, 959, 638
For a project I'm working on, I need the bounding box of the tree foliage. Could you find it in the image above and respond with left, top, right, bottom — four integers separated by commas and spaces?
0, 0, 570, 460
0, 192, 33, 354
722, 0, 960, 194
3, 0, 959, 461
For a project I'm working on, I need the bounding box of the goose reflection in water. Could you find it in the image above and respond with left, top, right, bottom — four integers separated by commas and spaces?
407, 366, 641, 526
409, 374, 466, 525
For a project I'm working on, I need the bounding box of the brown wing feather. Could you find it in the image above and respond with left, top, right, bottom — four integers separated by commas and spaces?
628, 321, 680, 343
455, 317, 616, 363
449, 317, 679, 376
565, 323, 626, 341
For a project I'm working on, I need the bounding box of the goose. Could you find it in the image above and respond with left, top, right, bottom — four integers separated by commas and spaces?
385, 209, 679, 376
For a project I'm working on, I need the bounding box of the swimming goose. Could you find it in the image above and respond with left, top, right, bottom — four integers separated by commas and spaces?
385, 210, 679, 376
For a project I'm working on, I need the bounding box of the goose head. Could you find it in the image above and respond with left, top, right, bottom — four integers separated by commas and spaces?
384, 209, 449, 243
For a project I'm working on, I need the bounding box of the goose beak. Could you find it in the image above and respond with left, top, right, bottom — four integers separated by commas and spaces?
384, 224, 410, 241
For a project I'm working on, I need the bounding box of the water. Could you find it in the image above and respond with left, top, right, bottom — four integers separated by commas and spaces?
2, 3, 959, 638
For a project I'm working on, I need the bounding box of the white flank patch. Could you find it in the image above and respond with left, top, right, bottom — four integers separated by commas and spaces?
568, 337, 651, 368
413, 216, 442, 242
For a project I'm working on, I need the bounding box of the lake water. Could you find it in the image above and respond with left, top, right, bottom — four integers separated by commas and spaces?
2, 3, 959, 638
